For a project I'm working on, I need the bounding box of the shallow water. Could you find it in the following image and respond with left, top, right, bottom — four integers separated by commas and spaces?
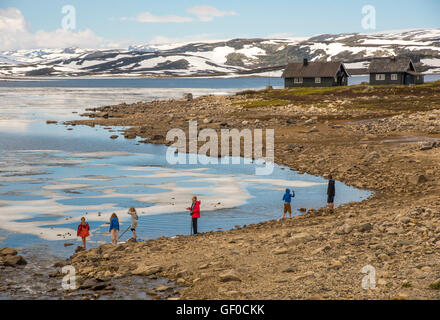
0, 80, 371, 258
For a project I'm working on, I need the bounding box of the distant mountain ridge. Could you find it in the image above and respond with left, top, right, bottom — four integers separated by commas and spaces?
1, 28, 439, 77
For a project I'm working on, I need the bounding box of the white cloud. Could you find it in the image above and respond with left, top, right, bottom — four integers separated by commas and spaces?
0, 7, 114, 50
121, 6, 237, 23
121, 11, 193, 23
186, 5, 237, 22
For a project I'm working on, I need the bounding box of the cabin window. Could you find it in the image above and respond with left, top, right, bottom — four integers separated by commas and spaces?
376, 74, 385, 81
315, 77, 321, 83
294, 77, 303, 84
391, 74, 397, 81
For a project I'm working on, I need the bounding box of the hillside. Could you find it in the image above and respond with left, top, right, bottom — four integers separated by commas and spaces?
1, 28, 439, 77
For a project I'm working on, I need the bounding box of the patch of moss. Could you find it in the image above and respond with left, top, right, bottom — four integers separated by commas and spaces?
401, 281, 412, 288
275, 86, 347, 97
429, 281, 440, 290
240, 98, 290, 108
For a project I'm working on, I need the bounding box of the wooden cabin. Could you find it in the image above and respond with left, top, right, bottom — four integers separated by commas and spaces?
368, 57, 424, 85
282, 59, 349, 88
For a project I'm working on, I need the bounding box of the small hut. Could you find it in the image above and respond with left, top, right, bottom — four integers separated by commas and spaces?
368, 57, 424, 85
282, 59, 349, 88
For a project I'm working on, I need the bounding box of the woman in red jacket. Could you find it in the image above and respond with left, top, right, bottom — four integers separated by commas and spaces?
187, 196, 201, 235
77, 217, 90, 249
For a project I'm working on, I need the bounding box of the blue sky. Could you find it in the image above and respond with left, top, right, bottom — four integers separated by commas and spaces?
1, 0, 439, 49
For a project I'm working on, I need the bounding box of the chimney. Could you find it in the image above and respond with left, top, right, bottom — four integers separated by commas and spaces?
303, 58, 308, 66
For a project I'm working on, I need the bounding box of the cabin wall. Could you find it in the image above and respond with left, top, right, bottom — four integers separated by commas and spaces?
369, 72, 404, 85
284, 77, 339, 88
414, 74, 424, 84
369, 72, 424, 85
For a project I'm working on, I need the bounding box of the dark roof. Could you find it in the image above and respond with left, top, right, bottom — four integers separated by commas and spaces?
282, 61, 347, 78
368, 57, 416, 73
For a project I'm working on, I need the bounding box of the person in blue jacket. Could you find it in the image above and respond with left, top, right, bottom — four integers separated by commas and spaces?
109, 213, 120, 244
282, 188, 295, 218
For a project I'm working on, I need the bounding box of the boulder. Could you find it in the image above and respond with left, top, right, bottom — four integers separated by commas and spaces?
408, 174, 427, 185
0, 247, 18, 256
285, 232, 314, 246
132, 264, 163, 276
357, 223, 373, 233
219, 270, 241, 282
183, 93, 193, 101
1, 255, 27, 267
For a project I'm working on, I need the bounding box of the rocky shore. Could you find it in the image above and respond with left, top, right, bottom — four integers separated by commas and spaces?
8, 82, 440, 299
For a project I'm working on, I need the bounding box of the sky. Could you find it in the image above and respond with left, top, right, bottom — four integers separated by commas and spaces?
1, 0, 439, 50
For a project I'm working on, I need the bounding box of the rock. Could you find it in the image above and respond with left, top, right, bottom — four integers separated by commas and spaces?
110, 135, 119, 139
307, 127, 319, 133
91, 282, 112, 291
272, 247, 289, 255
151, 134, 165, 141
176, 270, 188, 278
336, 224, 353, 234
312, 245, 331, 255
53, 260, 70, 268
292, 271, 315, 281
46, 120, 58, 124
1, 255, 27, 267
421, 266, 432, 273
408, 174, 427, 185
124, 133, 136, 139
285, 232, 314, 245
183, 93, 193, 101
0, 247, 18, 256
357, 223, 373, 233
64, 243, 73, 247
75, 246, 85, 253
219, 270, 241, 282
304, 119, 316, 125
282, 266, 296, 273
132, 264, 163, 276
79, 279, 97, 289
329, 259, 342, 269
155, 285, 173, 292
378, 253, 391, 261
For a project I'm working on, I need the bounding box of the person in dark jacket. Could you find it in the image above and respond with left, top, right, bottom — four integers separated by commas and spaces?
327, 174, 336, 210
187, 196, 201, 235
282, 188, 295, 218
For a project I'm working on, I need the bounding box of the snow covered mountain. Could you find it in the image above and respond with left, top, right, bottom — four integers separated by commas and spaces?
1, 28, 439, 77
